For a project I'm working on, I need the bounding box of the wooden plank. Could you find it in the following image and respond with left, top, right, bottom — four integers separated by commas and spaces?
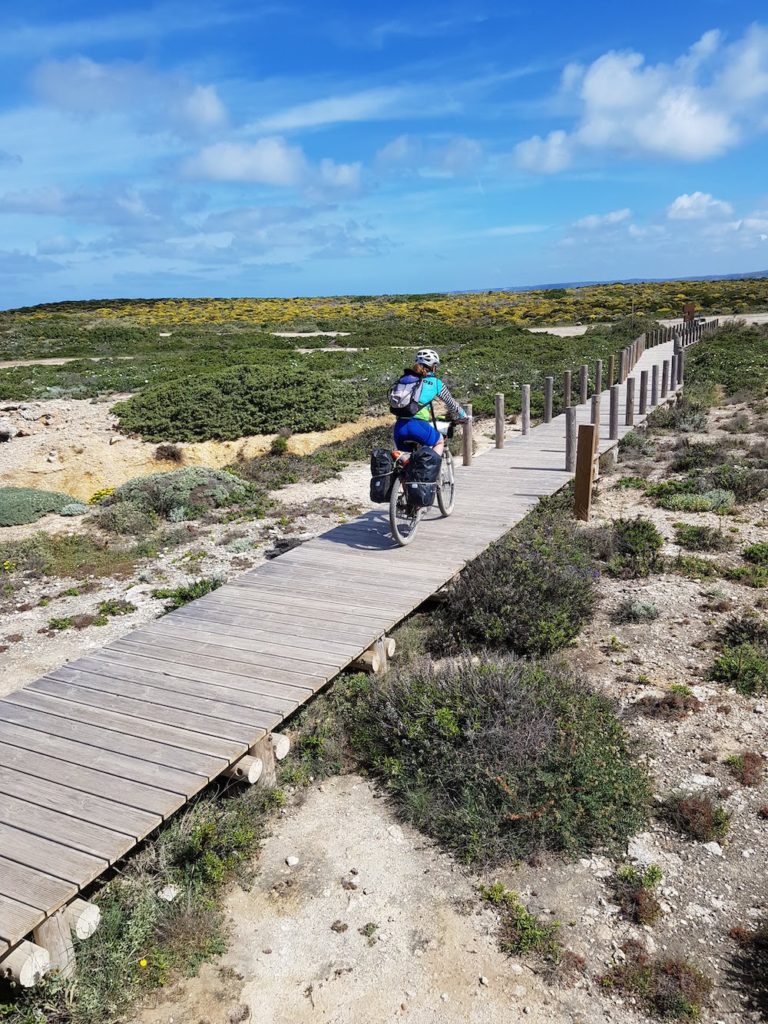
0, 822, 105, 883
0, 894, 44, 944
7, 689, 242, 765
229, 577, 422, 611
211, 583, 404, 618
202, 588, 400, 625
50, 661, 291, 723
0, 765, 160, 841
0, 857, 74, 916
173, 605, 378, 646
0, 722, 195, 806
0, 702, 224, 780
185, 596, 381, 637
0, 741, 174, 820
0, 790, 133, 863
139, 620, 361, 662
29, 676, 258, 745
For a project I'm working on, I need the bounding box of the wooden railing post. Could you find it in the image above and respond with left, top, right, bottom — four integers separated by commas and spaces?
579, 363, 589, 404
661, 360, 669, 398
565, 406, 577, 471
462, 402, 473, 466
678, 348, 685, 386
563, 369, 572, 408
574, 424, 597, 521
607, 354, 615, 387
625, 377, 635, 426
521, 385, 530, 436
651, 363, 659, 406
670, 352, 678, 391
595, 358, 603, 396
609, 383, 619, 440
495, 393, 505, 449
590, 392, 601, 426
639, 369, 648, 416
544, 375, 554, 423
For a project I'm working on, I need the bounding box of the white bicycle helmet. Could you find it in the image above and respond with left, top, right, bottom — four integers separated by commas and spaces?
415, 348, 440, 368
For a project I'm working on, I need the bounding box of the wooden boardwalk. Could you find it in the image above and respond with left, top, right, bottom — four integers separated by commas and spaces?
0, 336, 683, 965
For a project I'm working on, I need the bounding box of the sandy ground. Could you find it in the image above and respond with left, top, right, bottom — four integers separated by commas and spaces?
0, 398, 389, 500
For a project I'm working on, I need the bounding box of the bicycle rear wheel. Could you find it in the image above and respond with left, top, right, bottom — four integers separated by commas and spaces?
389, 476, 422, 546
437, 449, 455, 516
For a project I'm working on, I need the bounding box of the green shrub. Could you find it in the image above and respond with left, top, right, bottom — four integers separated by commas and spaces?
744, 542, 768, 566
596, 517, 664, 578
687, 323, 768, 400
602, 942, 713, 1020
109, 468, 250, 520
436, 512, 598, 657
619, 431, 655, 456
344, 657, 649, 864
95, 503, 158, 536
0, 532, 140, 578
0, 486, 77, 527
672, 554, 721, 579
115, 366, 363, 442
720, 614, 768, 648
704, 465, 768, 503
648, 391, 711, 433
724, 564, 768, 588
613, 599, 659, 624
613, 475, 649, 490
657, 488, 735, 513
480, 884, 562, 961
152, 577, 223, 610
59, 501, 89, 517
673, 523, 731, 551
710, 643, 768, 695
671, 440, 729, 472
98, 598, 137, 617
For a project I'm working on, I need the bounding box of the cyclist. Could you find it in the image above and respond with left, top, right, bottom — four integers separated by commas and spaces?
390, 349, 467, 460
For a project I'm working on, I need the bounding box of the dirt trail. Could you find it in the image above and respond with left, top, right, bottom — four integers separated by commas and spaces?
133, 776, 626, 1024
0, 399, 389, 501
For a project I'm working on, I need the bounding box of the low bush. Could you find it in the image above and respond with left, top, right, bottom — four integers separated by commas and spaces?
115, 366, 363, 442
726, 752, 764, 787
0, 486, 77, 527
663, 792, 730, 842
744, 542, 768, 566
344, 656, 649, 864
619, 431, 655, 457
480, 884, 562, 962
671, 440, 729, 472
720, 614, 768, 648
602, 940, 712, 1020
648, 391, 712, 433
95, 503, 157, 536
728, 921, 768, 1016
108, 468, 250, 521
610, 864, 663, 925
672, 554, 721, 579
710, 644, 768, 696
588, 516, 664, 578
724, 563, 768, 589
704, 465, 768, 503
613, 475, 649, 490
155, 443, 184, 463
673, 523, 731, 551
152, 577, 223, 610
657, 488, 735, 514
613, 598, 659, 624
636, 684, 702, 720
0, 532, 140, 579
436, 508, 598, 657
59, 502, 89, 517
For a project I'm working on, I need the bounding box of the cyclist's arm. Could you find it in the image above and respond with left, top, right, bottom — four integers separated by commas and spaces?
436, 382, 467, 419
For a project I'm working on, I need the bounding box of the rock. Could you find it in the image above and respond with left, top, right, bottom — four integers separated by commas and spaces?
285, 856, 299, 867
0, 418, 16, 441
228, 1005, 250, 1023
109, 435, 121, 445
386, 824, 405, 844
703, 842, 723, 857
158, 884, 180, 902
627, 834, 661, 866
512, 985, 527, 998
479, 975, 489, 986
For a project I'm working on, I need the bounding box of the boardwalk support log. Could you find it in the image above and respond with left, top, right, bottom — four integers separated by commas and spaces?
1, 941, 50, 988
249, 736, 277, 788
270, 732, 291, 761
574, 424, 597, 522
34, 912, 75, 980
65, 899, 101, 941
224, 754, 263, 785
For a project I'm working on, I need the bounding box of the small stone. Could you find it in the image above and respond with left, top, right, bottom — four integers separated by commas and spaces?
262, 948, 272, 954
228, 1006, 250, 1024
512, 985, 527, 998
479, 975, 489, 986
285, 856, 299, 867
109, 435, 121, 445
440, 992, 449, 1002
158, 884, 180, 902
703, 841, 723, 857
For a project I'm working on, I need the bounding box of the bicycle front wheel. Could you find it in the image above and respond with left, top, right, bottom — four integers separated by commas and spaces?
389, 476, 422, 546
437, 449, 455, 516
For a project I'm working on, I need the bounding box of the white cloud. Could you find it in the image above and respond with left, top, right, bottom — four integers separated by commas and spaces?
175, 85, 228, 131
375, 134, 483, 178
573, 208, 631, 229
515, 130, 571, 173
667, 191, 733, 219
252, 87, 405, 132
483, 225, 548, 236
318, 158, 362, 190
516, 25, 768, 172
185, 138, 307, 186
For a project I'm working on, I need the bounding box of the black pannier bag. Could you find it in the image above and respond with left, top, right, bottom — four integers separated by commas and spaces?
370, 448, 395, 503
404, 446, 441, 508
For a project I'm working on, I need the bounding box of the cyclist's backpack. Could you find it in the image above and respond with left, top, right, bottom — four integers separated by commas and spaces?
404, 446, 441, 508
369, 448, 395, 503
388, 376, 422, 417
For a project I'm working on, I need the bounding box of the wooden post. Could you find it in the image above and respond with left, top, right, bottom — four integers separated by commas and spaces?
607, 354, 615, 387
249, 735, 277, 787
270, 732, 291, 760
224, 754, 263, 785
521, 385, 530, 436
651, 363, 659, 406
678, 348, 685, 386
1, 941, 50, 988
625, 376, 635, 426
609, 383, 619, 440
594, 358, 603, 396
64, 899, 101, 941
661, 360, 669, 398
579, 363, 588, 404
574, 424, 597, 522
563, 369, 572, 408
565, 406, 576, 471
590, 393, 601, 426
639, 369, 648, 415
34, 912, 75, 980
543, 376, 553, 423
494, 393, 505, 448
462, 402, 473, 466
351, 647, 382, 673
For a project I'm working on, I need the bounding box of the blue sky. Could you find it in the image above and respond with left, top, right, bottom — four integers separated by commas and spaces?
1, 1, 768, 306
